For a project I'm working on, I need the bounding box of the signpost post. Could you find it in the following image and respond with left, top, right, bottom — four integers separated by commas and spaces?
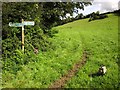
22, 19, 24, 52
9, 19, 35, 53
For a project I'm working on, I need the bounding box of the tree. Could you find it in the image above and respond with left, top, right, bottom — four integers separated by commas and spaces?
75, 13, 84, 20
2, 3, 48, 70
39, 2, 92, 31
88, 11, 108, 22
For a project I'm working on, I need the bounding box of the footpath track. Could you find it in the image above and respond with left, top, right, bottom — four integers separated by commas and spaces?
49, 50, 88, 88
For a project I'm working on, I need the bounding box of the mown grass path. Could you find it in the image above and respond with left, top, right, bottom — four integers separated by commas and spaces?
49, 50, 88, 88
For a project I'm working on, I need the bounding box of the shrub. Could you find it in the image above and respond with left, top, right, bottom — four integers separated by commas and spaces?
88, 11, 108, 22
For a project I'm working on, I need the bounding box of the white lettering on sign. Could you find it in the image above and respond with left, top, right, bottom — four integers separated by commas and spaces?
9, 22, 23, 27
23, 21, 35, 26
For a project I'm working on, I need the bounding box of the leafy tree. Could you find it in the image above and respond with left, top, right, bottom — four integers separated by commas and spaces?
39, 2, 92, 31
75, 13, 84, 20
2, 3, 48, 73
112, 9, 120, 16
88, 11, 108, 22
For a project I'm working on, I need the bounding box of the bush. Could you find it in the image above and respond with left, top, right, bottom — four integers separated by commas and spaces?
88, 11, 108, 22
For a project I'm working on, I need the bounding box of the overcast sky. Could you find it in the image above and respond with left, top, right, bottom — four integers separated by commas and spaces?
73, 0, 120, 17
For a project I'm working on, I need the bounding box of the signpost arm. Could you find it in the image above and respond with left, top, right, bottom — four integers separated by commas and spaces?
22, 19, 24, 52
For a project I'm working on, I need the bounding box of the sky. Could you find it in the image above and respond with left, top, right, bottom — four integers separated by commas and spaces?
72, 0, 120, 17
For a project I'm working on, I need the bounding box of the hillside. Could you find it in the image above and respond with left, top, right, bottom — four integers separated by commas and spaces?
2, 14, 119, 88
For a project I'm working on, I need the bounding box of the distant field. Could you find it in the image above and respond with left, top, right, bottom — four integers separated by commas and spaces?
2, 14, 119, 88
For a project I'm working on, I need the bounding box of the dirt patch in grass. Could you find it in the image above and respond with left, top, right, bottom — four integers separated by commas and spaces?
49, 50, 88, 88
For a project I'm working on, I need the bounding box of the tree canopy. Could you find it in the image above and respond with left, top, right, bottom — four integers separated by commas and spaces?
40, 2, 92, 30
2, 2, 92, 31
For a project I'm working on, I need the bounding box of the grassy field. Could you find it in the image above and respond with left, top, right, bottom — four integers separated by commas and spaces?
63, 14, 119, 88
2, 14, 119, 88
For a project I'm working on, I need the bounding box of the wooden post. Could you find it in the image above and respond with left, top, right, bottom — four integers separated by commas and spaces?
22, 19, 24, 52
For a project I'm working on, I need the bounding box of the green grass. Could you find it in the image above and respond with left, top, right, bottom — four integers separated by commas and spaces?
63, 14, 118, 88
2, 14, 119, 88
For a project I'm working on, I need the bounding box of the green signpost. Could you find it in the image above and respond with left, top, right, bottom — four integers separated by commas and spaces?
9, 22, 23, 27
23, 21, 35, 26
9, 19, 35, 52
9, 21, 35, 27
